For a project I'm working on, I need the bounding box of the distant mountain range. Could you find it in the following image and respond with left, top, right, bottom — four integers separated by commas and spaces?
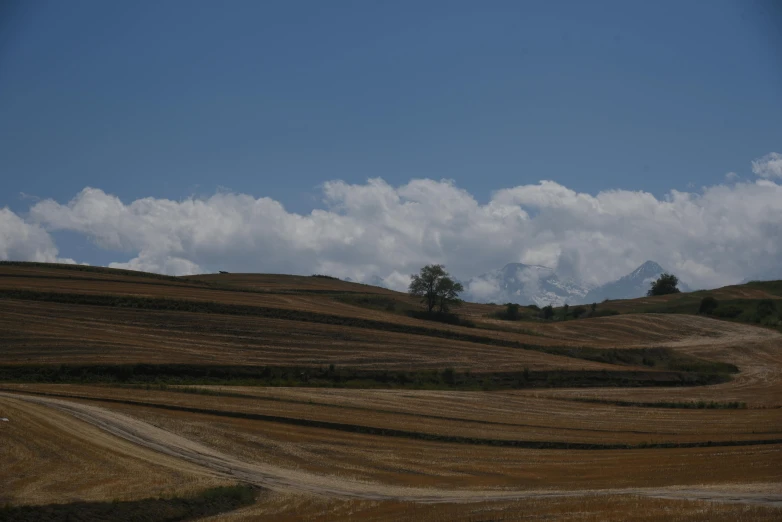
463, 260, 690, 306
464, 263, 591, 307
350, 260, 691, 307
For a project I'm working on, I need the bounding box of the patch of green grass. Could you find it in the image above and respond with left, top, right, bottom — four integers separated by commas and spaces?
742, 280, 782, 296
543, 282, 782, 331
643, 298, 782, 329
0, 484, 256, 522
334, 294, 416, 314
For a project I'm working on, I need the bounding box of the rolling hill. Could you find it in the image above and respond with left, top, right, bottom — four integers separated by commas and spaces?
0, 261, 780, 521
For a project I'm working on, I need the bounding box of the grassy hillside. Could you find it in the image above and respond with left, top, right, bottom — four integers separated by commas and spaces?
582, 281, 782, 331
476, 277, 782, 333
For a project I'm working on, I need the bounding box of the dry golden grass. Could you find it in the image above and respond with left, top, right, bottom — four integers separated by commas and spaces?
208, 491, 782, 522
3, 387, 778, 492
4, 384, 779, 445
525, 313, 778, 346
0, 396, 226, 506
533, 327, 782, 408
0, 299, 609, 371
4, 387, 779, 520
0, 267, 472, 330
2, 263, 781, 520
88, 399, 780, 491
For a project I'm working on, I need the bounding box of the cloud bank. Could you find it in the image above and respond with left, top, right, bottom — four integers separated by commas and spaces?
1, 152, 780, 290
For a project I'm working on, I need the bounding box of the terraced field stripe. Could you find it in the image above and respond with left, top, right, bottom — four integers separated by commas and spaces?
8, 389, 781, 451
0, 289, 739, 374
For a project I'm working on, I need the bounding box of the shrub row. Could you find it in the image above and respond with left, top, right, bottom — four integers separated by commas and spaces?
0, 364, 732, 389
566, 397, 748, 409
0, 485, 256, 522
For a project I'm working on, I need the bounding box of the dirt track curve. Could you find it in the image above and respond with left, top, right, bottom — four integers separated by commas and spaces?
2, 391, 780, 508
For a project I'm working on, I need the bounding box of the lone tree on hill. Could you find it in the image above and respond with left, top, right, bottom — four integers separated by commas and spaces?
409, 264, 464, 313
647, 273, 681, 296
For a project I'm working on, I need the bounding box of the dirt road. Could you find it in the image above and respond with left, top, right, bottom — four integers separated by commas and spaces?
2, 391, 780, 507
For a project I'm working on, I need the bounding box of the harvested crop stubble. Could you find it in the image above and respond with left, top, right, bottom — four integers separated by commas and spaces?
4, 390, 777, 492
203, 490, 782, 522
528, 313, 780, 346
0, 299, 619, 372
2, 263, 782, 520
0, 396, 227, 506
5, 384, 778, 446
3, 391, 781, 502
536, 337, 782, 408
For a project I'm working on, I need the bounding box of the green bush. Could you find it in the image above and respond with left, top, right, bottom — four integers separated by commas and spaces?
755, 299, 777, 321
491, 303, 523, 321
571, 306, 587, 319
698, 296, 719, 315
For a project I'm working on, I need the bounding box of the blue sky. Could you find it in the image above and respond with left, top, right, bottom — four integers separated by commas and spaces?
0, 0, 781, 289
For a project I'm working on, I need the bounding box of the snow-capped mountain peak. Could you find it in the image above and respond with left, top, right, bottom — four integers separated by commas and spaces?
583, 261, 690, 303
629, 260, 665, 279
465, 263, 591, 307
361, 260, 690, 306
463, 260, 688, 306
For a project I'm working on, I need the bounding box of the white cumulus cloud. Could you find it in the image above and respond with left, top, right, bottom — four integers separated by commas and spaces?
0, 207, 75, 264
14, 151, 782, 290
752, 152, 782, 178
